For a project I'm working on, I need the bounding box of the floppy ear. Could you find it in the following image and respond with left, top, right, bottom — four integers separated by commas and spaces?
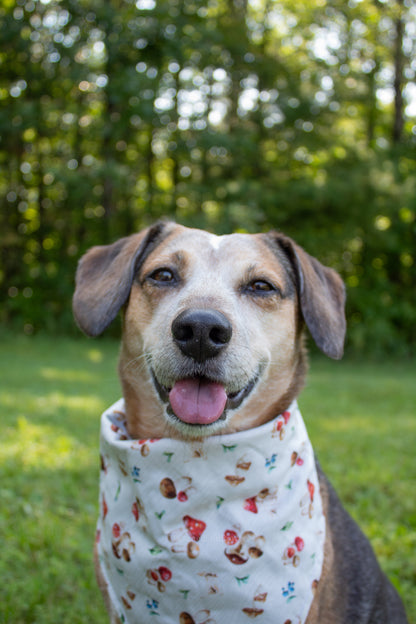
269, 232, 346, 359
73, 222, 170, 336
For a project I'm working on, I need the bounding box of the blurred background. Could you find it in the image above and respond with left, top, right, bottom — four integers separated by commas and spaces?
1, 3, 416, 621
1, 0, 415, 355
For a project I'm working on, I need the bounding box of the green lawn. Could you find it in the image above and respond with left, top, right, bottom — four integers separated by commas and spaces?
1, 334, 415, 623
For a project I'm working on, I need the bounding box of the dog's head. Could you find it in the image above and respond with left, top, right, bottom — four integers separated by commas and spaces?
73, 222, 345, 438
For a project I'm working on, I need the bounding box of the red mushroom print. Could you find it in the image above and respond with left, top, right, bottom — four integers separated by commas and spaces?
224, 529, 239, 546
294, 536, 304, 552
112, 523, 121, 539
146, 566, 173, 592
177, 477, 193, 501
287, 547, 296, 559
102, 495, 108, 519
283, 536, 304, 566
183, 516, 206, 542
300, 479, 316, 518
273, 410, 291, 439
132, 500, 140, 522
160, 476, 193, 502
158, 566, 172, 582
244, 496, 258, 514
225, 531, 265, 565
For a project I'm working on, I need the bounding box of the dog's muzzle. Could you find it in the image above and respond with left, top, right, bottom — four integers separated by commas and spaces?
151, 308, 261, 428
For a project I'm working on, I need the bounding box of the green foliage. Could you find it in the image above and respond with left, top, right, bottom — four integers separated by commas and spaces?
1, 0, 415, 354
0, 335, 415, 622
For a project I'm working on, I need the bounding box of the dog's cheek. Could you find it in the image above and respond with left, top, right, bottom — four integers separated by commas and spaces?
122, 284, 156, 350
270, 308, 298, 356
140, 298, 178, 361
246, 299, 297, 361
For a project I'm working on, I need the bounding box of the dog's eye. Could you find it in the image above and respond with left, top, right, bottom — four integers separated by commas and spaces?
149, 268, 175, 283
246, 280, 275, 293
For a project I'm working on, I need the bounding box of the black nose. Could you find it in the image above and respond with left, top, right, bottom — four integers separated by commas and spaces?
171, 308, 232, 363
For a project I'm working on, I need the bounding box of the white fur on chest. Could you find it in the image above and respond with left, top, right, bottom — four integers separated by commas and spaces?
96, 400, 325, 624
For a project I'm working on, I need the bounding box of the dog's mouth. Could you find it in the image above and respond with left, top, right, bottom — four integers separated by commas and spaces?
151, 370, 260, 427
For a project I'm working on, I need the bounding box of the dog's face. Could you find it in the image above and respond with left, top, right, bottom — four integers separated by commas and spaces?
73, 222, 346, 439
122, 227, 302, 437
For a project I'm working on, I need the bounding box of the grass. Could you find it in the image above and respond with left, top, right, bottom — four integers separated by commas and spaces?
0, 334, 415, 623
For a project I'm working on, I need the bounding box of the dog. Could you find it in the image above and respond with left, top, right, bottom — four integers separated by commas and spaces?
73, 222, 408, 624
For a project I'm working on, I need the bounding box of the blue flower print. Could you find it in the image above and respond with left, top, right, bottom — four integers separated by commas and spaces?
282, 581, 296, 602
265, 453, 277, 471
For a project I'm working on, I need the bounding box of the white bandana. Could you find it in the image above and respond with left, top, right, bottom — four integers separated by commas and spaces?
96, 399, 325, 624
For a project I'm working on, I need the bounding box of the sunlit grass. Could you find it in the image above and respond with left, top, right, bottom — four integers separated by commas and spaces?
0, 335, 415, 622
301, 356, 416, 617
1, 416, 91, 469
0, 334, 120, 624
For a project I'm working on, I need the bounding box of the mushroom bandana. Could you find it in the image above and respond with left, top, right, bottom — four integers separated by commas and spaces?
96, 399, 326, 624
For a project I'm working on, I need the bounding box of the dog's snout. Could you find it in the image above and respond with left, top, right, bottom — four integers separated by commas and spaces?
172, 309, 232, 363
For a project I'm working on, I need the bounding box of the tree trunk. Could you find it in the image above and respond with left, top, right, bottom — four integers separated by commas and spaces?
392, 0, 404, 143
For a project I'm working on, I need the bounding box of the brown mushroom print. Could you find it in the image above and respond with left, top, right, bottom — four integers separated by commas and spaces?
224, 530, 265, 565
167, 516, 206, 558
283, 536, 305, 567
146, 565, 173, 592
242, 608, 264, 618
179, 610, 216, 624
111, 526, 135, 562
160, 477, 177, 499
160, 476, 194, 501
242, 585, 268, 618
271, 410, 291, 439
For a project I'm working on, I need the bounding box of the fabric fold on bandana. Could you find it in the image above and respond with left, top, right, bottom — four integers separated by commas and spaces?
96, 398, 326, 624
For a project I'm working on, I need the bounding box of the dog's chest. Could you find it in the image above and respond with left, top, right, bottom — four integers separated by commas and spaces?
96, 400, 325, 624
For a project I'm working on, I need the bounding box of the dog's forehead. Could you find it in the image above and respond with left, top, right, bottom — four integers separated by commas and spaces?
158, 227, 273, 267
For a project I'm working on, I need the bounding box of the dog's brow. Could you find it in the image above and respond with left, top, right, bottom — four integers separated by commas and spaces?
172, 251, 185, 265
244, 263, 282, 286
242, 264, 261, 281
144, 250, 186, 273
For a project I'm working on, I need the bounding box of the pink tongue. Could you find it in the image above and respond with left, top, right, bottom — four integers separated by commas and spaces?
169, 378, 227, 425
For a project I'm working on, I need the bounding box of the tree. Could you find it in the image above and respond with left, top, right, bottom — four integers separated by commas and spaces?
1, 0, 415, 354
